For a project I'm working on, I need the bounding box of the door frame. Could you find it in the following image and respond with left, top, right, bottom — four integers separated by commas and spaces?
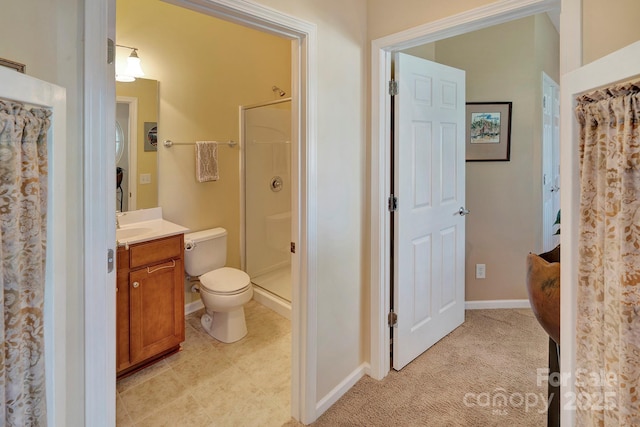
116, 96, 138, 211
85, 0, 319, 424
541, 72, 560, 252
370, 0, 564, 380
559, 39, 640, 427
0, 67, 68, 427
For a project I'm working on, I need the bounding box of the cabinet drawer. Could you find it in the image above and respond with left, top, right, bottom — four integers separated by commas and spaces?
130, 234, 183, 269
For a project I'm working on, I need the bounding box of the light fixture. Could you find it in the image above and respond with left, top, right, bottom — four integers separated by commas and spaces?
115, 44, 145, 82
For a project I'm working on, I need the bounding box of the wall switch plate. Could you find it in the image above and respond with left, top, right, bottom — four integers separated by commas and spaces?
140, 173, 151, 184
476, 264, 486, 279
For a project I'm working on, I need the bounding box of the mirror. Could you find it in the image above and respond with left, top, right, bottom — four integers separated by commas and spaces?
116, 78, 159, 211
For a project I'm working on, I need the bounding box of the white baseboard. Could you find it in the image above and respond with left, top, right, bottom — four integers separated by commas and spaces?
185, 299, 204, 315
316, 363, 369, 417
465, 299, 531, 310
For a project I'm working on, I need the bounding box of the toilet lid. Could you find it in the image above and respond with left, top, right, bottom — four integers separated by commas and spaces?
200, 267, 251, 294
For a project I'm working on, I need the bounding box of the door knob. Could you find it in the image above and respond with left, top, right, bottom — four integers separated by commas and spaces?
457, 207, 470, 216
132, 281, 140, 288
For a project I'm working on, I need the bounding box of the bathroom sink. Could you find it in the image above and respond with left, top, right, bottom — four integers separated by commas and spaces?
116, 227, 153, 240
116, 207, 189, 247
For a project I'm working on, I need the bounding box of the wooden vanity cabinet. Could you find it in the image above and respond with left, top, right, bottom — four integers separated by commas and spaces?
116, 234, 185, 377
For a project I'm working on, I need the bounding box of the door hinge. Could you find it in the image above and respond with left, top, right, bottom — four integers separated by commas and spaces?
107, 248, 114, 273
388, 195, 398, 212
290, 242, 296, 254
388, 79, 398, 96
388, 310, 398, 327
107, 38, 115, 65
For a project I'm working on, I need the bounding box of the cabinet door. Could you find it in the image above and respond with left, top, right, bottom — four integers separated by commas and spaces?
116, 248, 131, 372
129, 258, 185, 364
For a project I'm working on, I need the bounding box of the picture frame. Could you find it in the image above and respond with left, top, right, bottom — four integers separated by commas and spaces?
0, 57, 26, 73
465, 102, 512, 161
143, 122, 158, 152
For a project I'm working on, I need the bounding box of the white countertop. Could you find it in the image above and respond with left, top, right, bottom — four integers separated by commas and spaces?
116, 207, 189, 247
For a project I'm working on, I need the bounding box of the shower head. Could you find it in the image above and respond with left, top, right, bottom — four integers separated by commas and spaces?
272, 85, 286, 97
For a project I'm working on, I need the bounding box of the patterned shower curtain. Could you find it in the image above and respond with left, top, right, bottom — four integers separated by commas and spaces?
576, 81, 640, 426
0, 100, 51, 426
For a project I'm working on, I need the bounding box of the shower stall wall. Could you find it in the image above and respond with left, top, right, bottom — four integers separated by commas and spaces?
242, 99, 292, 314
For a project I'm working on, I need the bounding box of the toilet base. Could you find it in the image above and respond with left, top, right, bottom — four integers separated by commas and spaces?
201, 308, 248, 343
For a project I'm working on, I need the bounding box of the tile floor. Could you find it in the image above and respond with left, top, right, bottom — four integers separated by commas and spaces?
116, 300, 292, 427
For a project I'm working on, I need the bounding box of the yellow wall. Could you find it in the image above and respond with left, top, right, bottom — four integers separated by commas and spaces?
117, 0, 291, 277
116, 78, 159, 209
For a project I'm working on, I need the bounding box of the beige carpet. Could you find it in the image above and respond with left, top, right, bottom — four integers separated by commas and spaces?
288, 309, 549, 426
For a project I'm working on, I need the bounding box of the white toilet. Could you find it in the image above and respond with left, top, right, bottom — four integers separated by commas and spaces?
184, 228, 252, 343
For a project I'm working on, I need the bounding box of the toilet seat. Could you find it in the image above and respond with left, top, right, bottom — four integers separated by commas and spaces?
200, 267, 251, 295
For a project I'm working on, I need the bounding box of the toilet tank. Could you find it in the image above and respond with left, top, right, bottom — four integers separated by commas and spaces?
183, 227, 227, 277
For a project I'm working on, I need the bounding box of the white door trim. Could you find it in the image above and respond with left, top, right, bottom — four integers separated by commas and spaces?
86, 0, 318, 424
116, 96, 138, 211
84, 0, 116, 425
370, 0, 561, 381
541, 72, 560, 252
0, 67, 68, 427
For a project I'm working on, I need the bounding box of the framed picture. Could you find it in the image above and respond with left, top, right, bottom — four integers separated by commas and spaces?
465, 102, 512, 161
143, 122, 157, 152
0, 57, 26, 73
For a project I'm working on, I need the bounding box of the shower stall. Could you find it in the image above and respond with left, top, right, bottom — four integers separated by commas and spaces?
242, 98, 292, 317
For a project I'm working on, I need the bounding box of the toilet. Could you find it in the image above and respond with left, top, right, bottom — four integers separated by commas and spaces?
184, 228, 252, 343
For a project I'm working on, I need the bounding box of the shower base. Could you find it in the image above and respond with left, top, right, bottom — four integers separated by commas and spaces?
252, 266, 291, 320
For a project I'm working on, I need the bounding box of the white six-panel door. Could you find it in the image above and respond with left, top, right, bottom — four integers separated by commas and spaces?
393, 53, 466, 370
542, 72, 560, 252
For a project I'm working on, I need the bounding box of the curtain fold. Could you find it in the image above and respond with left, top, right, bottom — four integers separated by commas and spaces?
576, 81, 640, 426
0, 100, 51, 427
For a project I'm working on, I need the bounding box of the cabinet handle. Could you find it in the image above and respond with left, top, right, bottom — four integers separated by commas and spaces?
132, 281, 140, 288
147, 259, 176, 274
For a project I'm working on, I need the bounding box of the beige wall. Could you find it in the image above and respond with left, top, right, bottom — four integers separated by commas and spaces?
250, 0, 369, 400
369, 0, 640, 66
0, 0, 84, 425
434, 16, 558, 301
583, 0, 640, 64
367, 0, 496, 41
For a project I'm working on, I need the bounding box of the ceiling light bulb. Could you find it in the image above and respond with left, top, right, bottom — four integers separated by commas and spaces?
116, 74, 135, 82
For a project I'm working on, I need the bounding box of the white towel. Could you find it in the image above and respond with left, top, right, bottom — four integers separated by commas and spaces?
195, 141, 219, 182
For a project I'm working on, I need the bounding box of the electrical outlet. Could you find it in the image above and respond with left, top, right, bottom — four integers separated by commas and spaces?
476, 264, 486, 279
139, 173, 151, 184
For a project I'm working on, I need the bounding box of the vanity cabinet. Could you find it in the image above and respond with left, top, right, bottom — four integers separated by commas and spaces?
117, 233, 185, 377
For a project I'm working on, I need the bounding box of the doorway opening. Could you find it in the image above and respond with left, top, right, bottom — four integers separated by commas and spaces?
369, 0, 561, 380
115, 97, 138, 212
541, 72, 560, 252
85, 0, 319, 424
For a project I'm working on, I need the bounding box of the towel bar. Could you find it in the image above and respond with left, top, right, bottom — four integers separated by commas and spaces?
163, 139, 237, 148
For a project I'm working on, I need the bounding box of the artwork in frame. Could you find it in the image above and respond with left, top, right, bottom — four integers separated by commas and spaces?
465, 102, 512, 161
0, 57, 26, 73
144, 122, 158, 152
